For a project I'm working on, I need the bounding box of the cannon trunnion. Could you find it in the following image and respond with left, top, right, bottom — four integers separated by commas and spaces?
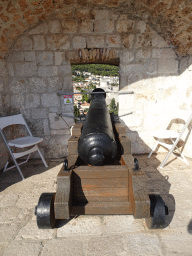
36, 90, 169, 229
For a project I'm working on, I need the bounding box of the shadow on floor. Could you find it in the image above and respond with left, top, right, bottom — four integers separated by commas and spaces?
134, 153, 176, 229
0, 158, 63, 193
188, 219, 192, 234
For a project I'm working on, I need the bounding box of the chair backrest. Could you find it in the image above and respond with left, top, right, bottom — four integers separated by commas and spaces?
168, 110, 192, 142
0, 114, 32, 136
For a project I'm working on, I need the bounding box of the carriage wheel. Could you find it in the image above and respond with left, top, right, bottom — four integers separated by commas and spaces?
146, 194, 168, 229
35, 193, 56, 229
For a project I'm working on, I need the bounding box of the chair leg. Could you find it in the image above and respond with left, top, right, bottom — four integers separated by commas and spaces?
159, 146, 175, 169
37, 146, 48, 167
175, 152, 189, 165
148, 141, 159, 158
0, 130, 25, 180
7, 152, 25, 180
3, 161, 9, 172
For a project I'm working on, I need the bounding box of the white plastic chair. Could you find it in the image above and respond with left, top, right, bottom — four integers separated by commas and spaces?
148, 110, 192, 168
0, 114, 48, 180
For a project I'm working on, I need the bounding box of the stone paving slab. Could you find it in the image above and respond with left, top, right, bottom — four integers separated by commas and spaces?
0, 154, 192, 256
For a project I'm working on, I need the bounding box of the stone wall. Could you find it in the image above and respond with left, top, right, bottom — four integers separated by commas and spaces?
1, 7, 192, 168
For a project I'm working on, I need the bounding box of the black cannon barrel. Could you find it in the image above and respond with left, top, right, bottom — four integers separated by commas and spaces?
78, 88, 117, 166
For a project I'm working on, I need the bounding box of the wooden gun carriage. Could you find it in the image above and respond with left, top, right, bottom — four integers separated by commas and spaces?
36, 89, 168, 229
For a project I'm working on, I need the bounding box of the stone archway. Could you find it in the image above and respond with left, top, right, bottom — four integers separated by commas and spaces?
1, 7, 192, 166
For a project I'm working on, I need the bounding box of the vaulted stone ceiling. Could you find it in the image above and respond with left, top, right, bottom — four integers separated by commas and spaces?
0, 0, 192, 59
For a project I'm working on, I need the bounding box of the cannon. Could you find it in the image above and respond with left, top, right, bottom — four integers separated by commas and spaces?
35, 89, 169, 229
78, 88, 117, 166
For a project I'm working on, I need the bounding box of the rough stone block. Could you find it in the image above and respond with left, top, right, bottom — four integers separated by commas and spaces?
135, 49, 151, 61
0, 60, 6, 76
9, 78, 27, 93
31, 119, 43, 133
124, 233, 162, 255
25, 94, 40, 108
121, 50, 134, 64
49, 112, 74, 129
136, 20, 147, 33
135, 33, 152, 48
62, 75, 73, 91
62, 103, 74, 113
15, 36, 33, 50
121, 64, 145, 75
15, 221, 55, 240
94, 10, 114, 33
10, 94, 25, 108
158, 58, 179, 74
123, 34, 135, 49
47, 137, 68, 158
55, 52, 65, 65
87, 36, 105, 48
15, 63, 37, 76
49, 107, 59, 112
188, 56, 192, 71
0, 77, 4, 92
117, 15, 135, 33
180, 56, 188, 73
106, 35, 121, 47
29, 23, 48, 34
72, 36, 86, 49
58, 65, 72, 76
43, 118, 50, 135
47, 77, 62, 92
119, 93, 134, 112
57, 216, 102, 237
152, 31, 168, 47
7, 63, 14, 76
40, 239, 85, 256
38, 66, 58, 76
41, 94, 60, 107
3, 241, 43, 256
36, 52, 54, 66
24, 51, 36, 62
47, 35, 70, 50
160, 231, 192, 255
102, 215, 144, 233
51, 130, 66, 135
0, 224, 19, 243
62, 19, 78, 33
48, 20, 61, 33
161, 48, 177, 59
145, 59, 158, 75
7, 52, 24, 62
152, 48, 162, 58
33, 35, 45, 50
28, 77, 46, 93
88, 235, 124, 254
79, 20, 93, 33
122, 113, 142, 128
31, 108, 48, 119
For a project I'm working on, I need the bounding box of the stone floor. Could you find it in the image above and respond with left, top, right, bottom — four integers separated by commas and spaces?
0, 153, 192, 256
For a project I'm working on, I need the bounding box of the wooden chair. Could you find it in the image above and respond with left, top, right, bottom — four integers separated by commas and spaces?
0, 114, 48, 180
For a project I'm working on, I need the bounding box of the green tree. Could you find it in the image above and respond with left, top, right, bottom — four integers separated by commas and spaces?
71, 64, 119, 77
109, 98, 119, 115
74, 105, 80, 117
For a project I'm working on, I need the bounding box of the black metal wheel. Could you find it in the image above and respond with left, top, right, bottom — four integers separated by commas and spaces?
35, 193, 56, 229
146, 194, 169, 229
63, 159, 68, 171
